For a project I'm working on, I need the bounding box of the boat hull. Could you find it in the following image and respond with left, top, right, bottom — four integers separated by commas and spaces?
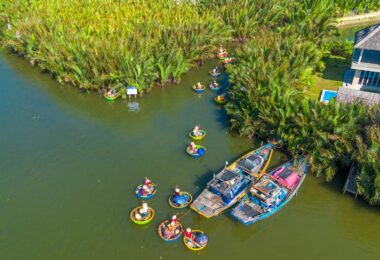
231, 159, 308, 225
168, 191, 193, 209
130, 206, 155, 225
189, 130, 206, 140
135, 183, 156, 199
190, 188, 246, 218
183, 230, 208, 251
157, 220, 183, 242
191, 144, 274, 218
192, 85, 206, 93
186, 145, 206, 158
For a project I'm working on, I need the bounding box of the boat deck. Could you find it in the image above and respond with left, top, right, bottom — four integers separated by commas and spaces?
190, 189, 224, 218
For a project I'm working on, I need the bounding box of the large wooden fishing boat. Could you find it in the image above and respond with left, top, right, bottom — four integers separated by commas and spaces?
230, 158, 308, 225
190, 144, 274, 218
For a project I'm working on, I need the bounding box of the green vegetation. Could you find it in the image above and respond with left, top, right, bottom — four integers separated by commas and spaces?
333, 0, 380, 16
308, 40, 353, 98
219, 1, 380, 205
0, 0, 231, 92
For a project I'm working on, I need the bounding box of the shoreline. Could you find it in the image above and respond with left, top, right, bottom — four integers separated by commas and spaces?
336, 11, 380, 27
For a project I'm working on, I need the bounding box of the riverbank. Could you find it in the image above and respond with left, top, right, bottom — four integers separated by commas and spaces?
336, 11, 380, 27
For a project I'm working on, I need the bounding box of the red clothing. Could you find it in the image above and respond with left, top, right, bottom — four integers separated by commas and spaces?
184, 231, 192, 239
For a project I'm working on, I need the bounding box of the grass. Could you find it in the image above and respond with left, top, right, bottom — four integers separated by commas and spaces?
306, 56, 351, 99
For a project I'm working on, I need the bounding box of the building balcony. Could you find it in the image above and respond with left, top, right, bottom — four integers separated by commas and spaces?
351, 61, 380, 73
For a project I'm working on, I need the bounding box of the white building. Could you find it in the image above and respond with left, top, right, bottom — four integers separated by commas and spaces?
337, 23, 380, 105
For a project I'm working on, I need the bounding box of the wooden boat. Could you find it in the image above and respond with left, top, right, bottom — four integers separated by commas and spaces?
230, 158, 308, 225
135, 183, 157, 199
214, 95, 227, 105
183, 230, 208, 251
209, 70, 221, 77
186, 145, 206, 158
192, 84, 206, 93
190, 144, 274, 218
169, 191, 193, 209
209, 82, 221, 92
157, 220, 183, 242
189, 130, 206, 140
130, 206, 154, 225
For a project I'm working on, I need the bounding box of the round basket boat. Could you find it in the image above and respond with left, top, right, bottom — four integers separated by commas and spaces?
209, 70, 221, 77
130, 206, 155, 225
222, 57, 236, 64
192, 84, 206, 93
183, 230, 208, 251
157, 220, 183, 242
186, 145, 206, 158
135, 183, 157, 199
168, 192, 193, 209
209, 83, 221, 92
104, 92, 121, 101
214, 96, 227, 105
188, 130, 206, 140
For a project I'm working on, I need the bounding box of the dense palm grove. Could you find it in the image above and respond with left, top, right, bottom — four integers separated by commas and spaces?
215, 0, 380, 205
0, 0, 231, 91
333, 0, 380, 16
0, 0, 379, 204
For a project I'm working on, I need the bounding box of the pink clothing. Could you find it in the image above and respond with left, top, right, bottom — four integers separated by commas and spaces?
283, 173, 300, 189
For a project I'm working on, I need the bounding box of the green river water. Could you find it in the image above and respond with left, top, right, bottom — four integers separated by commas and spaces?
1, 26, 379, 259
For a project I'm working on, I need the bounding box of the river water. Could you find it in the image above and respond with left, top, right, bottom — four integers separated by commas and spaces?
1, 26, 379, 259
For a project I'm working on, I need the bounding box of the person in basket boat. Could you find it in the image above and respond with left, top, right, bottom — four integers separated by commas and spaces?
184, 227, 209, 249
174, 188, 181, 197
188, 142, 198, 154
106, 88, 117, 98
212, 67, 220, 75
139, 185, 149, 197
170, 215, 178, 224
216, 95, 225, 102
162, 215, 181, 239
218, 46, 227, 56
134, 202, 150, 221
195, 82, 203, 90
223, 57, 236, 64
191, 126, 203, 137
144, 177, 153, 188
184, 228, 194, 240
210, 79, 219, 88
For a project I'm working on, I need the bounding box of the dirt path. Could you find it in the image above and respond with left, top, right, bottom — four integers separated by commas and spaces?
336, 11, 380, 26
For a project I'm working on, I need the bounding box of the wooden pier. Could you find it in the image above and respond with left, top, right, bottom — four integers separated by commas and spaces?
343, 162, 359, 197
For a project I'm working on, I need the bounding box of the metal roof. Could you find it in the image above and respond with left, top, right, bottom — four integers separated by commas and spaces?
354, 23, 380, 51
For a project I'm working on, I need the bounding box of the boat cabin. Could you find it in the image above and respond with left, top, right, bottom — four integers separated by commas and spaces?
250, 176, 287, 207
208, 169, 251, 204
236, 153, 264, 176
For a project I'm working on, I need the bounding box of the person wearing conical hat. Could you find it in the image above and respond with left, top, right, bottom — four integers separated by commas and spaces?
184, 227, 193, 239
144, 178, 151, 186
140, 185, 148, 196
174, 188, 181, 197
139, 202, 149, 215
192, 126, 200, 136
189, 142, 198, 154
